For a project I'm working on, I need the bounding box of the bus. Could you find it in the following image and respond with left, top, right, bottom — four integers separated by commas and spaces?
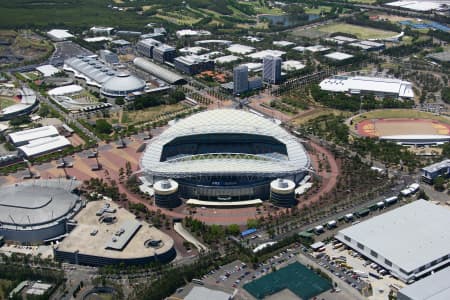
192, 279, 204, 285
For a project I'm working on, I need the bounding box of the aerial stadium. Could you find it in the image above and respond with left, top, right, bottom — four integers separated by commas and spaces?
140, 109, 310, 206
0, 179, 82, 244
0, 87, 39, 121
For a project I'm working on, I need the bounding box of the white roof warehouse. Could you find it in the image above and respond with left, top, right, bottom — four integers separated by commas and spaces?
8, 126, 59, 146
335, 200, 450, 283
319, 75, 414, 98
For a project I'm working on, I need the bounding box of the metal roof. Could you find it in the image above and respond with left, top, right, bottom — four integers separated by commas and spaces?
325, 52, 354, 61
422, 159, 450, 173
336, 200, 450, 273
18, 135, 71, 157
0, 179, 80, 229
185, 286, 231, 300
141, 109, 310, 177
64, 56, 117, 87
101, 73, 146, 95
319, 75, 414, 98
398, 267, 450, 300
105, 220, 141, 251
9, 126, 59, 145
133, 57, 185, 85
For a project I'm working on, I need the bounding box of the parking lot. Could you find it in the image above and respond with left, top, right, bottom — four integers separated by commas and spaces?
319, 242, 406, 300
172, 244, 359, 300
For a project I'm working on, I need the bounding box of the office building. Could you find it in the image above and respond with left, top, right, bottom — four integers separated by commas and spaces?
233, 65, 249, 95
174, 55, 214, 75
136, 38, 161, 58
99, 50, 119, 65
263, 56, 282, 84
153, 44, 176, 63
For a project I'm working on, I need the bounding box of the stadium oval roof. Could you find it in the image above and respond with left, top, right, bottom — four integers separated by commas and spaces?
141, 109, 310, 177
101, 73, 146, 96
0, 179, 81, 229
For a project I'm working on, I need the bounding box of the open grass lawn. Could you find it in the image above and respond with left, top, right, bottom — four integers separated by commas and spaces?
291, 108, 350, 126
0, 279, 14, 300
317, 23, 398, 39
304, 6, 332, 14
118, 103, 185, 125
348, 0, 377, 3
0, 96, 17, 108
155, 13, 200, 26
352, 109, 450, 125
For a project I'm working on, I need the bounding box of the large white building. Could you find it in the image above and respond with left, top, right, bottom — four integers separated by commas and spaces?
319, 75, 414, 98
18, 136, 71, 158
9, 125, 59, 146
335, 200, 450, 283
47, 29, 74, 41
141, 109, 310, 205
398, 267, 450, 300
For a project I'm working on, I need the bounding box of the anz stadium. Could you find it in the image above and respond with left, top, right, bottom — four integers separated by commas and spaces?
141, 109, 310, 206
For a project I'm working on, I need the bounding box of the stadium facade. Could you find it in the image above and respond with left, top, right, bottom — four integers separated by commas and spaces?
141, 109, 310, 203
0, 179, 82, 243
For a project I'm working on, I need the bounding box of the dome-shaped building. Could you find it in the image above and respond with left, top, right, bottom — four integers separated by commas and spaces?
100, 73, 146, 98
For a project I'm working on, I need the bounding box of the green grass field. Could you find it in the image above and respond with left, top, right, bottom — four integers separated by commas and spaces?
317, 23, 398, 39
0, 279, 14, 300
0, 0, 155, 29
304, 5, 332, 14
348, 0, 377, 3
0, 97, 17, 108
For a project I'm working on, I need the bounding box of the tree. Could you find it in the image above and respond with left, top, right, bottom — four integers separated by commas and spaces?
9, 115, 31, 126
95, 119, 112, 134
247, 218, 259, 228
115, 97, 125, 106
434, 176, 446, 192
226, 224, 240, 236
442, 142, 450, 157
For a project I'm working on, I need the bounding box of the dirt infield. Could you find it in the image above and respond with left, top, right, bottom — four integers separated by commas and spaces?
357, 118, 450, 137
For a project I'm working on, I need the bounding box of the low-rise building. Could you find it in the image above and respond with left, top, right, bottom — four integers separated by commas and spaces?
174, 55, 214, 75
47, 29, 74, 41
153, 44, 176, 63
421, 159, 450, 183
319, 75, 414, 98
9, 125, 59, 146
99, 50, 119, 64
335, 200, 450, 283
136, 38, 161, 58
397, 267, 450, 300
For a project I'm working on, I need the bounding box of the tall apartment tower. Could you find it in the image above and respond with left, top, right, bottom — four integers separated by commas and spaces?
233, 65, 249, 95
263, 56, 282, 84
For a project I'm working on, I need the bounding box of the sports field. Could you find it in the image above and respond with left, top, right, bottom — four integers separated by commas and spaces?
357, 118, 450, 137
317, 23, 397, 39
243, 262, 331, 299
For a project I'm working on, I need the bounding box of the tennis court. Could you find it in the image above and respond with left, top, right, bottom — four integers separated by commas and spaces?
243, 262, 332, 299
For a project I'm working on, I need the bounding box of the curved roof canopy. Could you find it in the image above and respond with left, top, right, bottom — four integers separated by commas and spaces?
133, 57, 186, 85
141, 109, 310, 177
101, 73, 146, 96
